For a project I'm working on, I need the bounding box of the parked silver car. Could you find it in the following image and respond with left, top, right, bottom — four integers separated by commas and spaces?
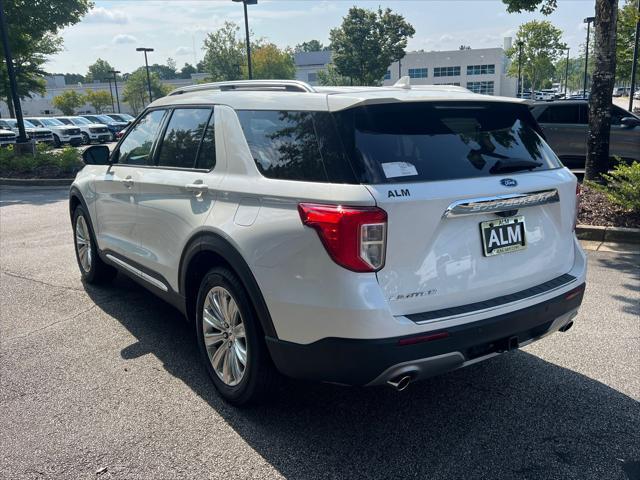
530, 100, 640, 170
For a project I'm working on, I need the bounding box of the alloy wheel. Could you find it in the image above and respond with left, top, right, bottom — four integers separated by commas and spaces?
75, 215, 92, 272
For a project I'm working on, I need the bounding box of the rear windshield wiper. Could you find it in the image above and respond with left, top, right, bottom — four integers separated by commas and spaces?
489, 159, 543, 174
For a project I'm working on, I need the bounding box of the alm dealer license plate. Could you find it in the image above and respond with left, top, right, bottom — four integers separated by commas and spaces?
480, 216, 527, 256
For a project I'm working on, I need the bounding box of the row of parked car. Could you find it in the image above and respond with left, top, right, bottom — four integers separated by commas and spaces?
0, 113, 134, 147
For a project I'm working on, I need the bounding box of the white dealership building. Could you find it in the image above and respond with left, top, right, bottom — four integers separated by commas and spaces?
295, 38, 517, 97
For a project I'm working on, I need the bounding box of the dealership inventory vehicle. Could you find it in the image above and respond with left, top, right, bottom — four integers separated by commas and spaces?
70, 79, 586, 405
54, 116, 112, 144
531, 100, 640, 170
26, 117, 83, 147
0, 126, 17, 145
80, 114, 128, 138
106, 113, 135, 123
0, 119, 54, 144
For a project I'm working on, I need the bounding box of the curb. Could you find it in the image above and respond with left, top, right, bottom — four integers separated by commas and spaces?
576, 224, 640, 245
0, 178, 73, 187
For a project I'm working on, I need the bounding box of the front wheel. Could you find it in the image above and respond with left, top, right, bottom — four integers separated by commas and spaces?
81, 132, 90, 145
73, 206, 117, 284
52, 134, 61, 148
196, 267, 279, 405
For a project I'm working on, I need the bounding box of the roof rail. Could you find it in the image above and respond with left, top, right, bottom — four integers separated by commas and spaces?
169, 79, 316, 96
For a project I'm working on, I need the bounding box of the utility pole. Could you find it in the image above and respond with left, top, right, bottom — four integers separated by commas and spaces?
564, 47, 570, 97
105, 78, 115, 113
628, 0, 640, 112
0, 0, 27, 144
583, 16, 595, 99
109, 70, 121, 113
233, 0, 257, 79
136, 47, 154, 103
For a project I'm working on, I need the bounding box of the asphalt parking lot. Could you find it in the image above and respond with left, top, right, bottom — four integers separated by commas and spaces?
1, 186, 638, 480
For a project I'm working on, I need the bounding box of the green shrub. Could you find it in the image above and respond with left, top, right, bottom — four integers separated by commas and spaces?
0, 144, 83, 178
587, 162, 640, 212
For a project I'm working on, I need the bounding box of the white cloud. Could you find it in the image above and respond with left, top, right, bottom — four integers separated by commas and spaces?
85, 7, 128, 24
175, 46, 192, 56
112, 34, 137, 45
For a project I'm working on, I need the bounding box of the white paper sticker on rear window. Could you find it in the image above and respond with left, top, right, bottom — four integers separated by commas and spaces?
381, 162, 418, 178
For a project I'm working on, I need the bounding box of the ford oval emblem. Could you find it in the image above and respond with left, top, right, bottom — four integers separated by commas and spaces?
500, 178, 518, 187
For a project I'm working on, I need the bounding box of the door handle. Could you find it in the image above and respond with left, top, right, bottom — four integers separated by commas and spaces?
122, 176, 134, 188
185, 182, 209, 195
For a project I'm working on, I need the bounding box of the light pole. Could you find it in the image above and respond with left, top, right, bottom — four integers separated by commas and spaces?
628, 0, 639, 112
232, 0, 257, 80
516, 40, 524, 97
109, 70, 121, 113
105, 78, 115, 113
583, 16, 595, 99
136, 47, 154, 103
564, 47, 570, 97
0, 0, 27, 144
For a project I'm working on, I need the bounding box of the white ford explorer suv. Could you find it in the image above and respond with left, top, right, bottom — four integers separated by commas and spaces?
70, 79, 586, 405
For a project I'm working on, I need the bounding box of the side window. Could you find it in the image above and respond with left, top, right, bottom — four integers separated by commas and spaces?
117, 110, 166, 165
196, 111, 216, 170
540, 105, 581, 124
156, 108, 212, 169
610, 106, 627, 125
578, 104, 589, 124
236, 110, 327, 182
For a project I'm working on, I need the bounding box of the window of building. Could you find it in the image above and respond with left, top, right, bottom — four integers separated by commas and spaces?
307, 72, 317, 83
408, 68, 428, 79
467, 64, 496, 76
157, 108, 213, 169
466, 81, 495, 95
434, 82, 461, 86
433, 66, 460, 77
384, 70, 391, 80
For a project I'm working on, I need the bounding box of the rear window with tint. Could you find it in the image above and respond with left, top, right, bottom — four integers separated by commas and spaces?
236, 102, 560, 184
334, 102, 561, 184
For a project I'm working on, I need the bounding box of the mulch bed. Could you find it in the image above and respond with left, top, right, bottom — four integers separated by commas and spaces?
0, 166, 78, 179
578, 184, 640, 229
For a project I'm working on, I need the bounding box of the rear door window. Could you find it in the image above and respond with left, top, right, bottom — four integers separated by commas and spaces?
537, 104, 581, 124
156, 108, 213, 169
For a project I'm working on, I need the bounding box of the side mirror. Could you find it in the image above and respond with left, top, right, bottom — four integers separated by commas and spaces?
621, 116, 640, 128
82, 145, 111, 165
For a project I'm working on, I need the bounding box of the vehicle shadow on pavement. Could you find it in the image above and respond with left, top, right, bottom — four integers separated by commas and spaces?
85, 275, 640, 480
0, 186, 68, 208
595, 252, 640, 317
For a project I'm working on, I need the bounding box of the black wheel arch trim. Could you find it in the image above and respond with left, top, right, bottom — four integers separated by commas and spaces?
179, 231, 278, 339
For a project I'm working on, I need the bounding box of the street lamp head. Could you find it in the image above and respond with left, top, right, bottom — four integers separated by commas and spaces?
136, 47, 154, 52
232, 0, 257, 4
109, 70, 121, 74
583, 16, 595, 23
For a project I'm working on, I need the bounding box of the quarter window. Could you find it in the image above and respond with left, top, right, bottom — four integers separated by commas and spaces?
156, 108, 212, 169
117, 109, 166, 165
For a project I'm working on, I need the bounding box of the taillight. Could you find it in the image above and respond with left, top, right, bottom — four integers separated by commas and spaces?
574, 183, 581, 231
298, 203, 387, 272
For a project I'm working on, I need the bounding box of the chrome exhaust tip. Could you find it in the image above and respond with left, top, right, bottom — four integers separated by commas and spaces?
559, 321, 574, 332
387, 375, 412, 391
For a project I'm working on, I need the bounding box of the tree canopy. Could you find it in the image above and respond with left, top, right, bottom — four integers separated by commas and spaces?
201, 21, 245, 81
251, 44, 295, 79
501, 0, 558, 14
121, 68, 171, 114
294, 40, 329, 53
84, 89, 112, 113
328, 7, 415, 86
506, 20, 566, 93
86, 58, 114, 83
52, 90, 84, 115
616, 0, 639, 84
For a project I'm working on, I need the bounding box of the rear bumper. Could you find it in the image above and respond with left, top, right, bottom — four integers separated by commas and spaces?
266, 283, 585, 386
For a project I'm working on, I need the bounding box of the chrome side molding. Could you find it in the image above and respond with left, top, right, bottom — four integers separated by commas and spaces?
105, 254, 169, 292
442, 189, 559, 218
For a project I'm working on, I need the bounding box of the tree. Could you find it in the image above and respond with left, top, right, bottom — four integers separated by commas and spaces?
317, 64, 352, 86
86, 58, 114, 83
502, 0, 619, 182
616, 0, 640, 85
294, 40, 328, 53
1, 0, 90, 116
506, 21, 566, 93
166, 57, 177, 72
201, 21, 245, 81
459, 45, 472, 50
179, 63, 197, 79
328, 7, 415, 86
149, 63, 177, 80
252, 44, 295, 79
52, 90, 84, 115
84, 89, 112, 113
122, 68, 171, 114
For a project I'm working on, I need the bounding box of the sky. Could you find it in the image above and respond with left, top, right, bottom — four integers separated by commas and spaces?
46, 0, 598, 75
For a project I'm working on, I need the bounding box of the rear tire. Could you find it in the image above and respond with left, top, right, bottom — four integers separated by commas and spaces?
81, 132, 90, 145
72, 206, 117, 284
196, 267, 279, 406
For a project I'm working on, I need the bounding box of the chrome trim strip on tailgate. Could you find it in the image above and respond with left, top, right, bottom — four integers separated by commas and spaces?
105, 254, 168, 292
442, 189, 559, 218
